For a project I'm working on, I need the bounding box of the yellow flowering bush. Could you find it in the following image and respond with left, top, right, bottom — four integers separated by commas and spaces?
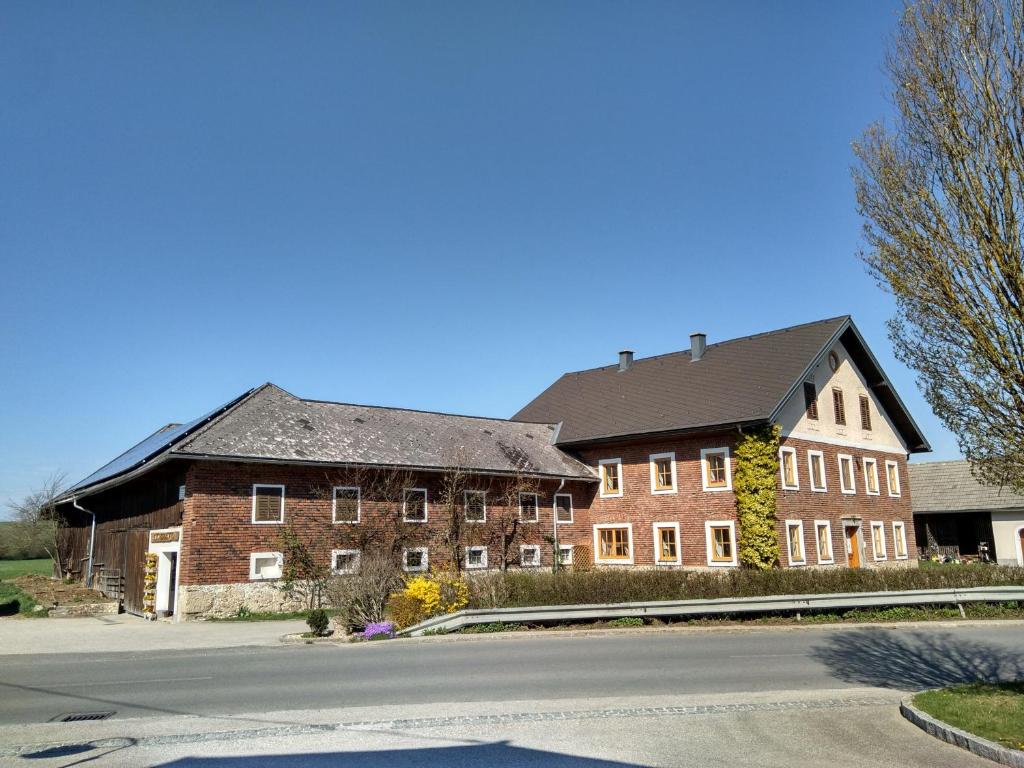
386, 569, 469, 629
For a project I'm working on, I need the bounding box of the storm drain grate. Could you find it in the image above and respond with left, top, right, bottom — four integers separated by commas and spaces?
52, 711, 116, 723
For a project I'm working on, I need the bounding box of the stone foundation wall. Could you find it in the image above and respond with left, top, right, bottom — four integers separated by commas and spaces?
177, 582, 307, 620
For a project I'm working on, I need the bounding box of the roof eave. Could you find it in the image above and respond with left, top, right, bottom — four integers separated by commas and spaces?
554, 418, 771, 448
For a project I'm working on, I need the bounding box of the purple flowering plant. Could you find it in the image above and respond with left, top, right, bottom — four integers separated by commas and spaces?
361, 622, 395, 640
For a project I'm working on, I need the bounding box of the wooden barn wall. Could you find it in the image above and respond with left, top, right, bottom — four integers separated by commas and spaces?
62, 460, 188, 613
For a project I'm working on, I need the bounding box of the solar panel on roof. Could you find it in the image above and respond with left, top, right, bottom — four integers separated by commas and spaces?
63, 390, 252, 495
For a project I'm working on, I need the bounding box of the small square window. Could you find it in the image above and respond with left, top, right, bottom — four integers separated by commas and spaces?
815, 521, 834, 564
464, 490, 486, 523
786, 520, 806, 566
701, 448, 732, 491
332, 549, 361, 575
808, 450, 827, 492
520, 544, 541, 567
653, 523, 680, 565
519, 493, 539, 522
863, 458, 880, 495
250, 552, 283, 580
871, 522, 887, 561
554, 493, 573, 524
252, 485, 285, 524
779, 447, 799, 490
333, 487, 360, 523
403, 547, 428, 572
706, 522, 736, 566
403, 488, 428, 523
599, 459, 623, 498
465, 545, 487, 570
650, 453, 676, 494
557, 545, 573, 565
838, 455, 856, 494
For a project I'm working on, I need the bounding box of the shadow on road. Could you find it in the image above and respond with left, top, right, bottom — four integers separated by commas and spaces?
810, 628, 1024, 690
141, 741, 643, 767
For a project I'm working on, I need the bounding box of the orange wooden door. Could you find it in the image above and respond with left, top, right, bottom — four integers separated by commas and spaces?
845, 526, 861, 568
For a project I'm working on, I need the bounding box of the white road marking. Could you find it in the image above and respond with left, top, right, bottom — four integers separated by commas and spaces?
50, 675, 214, 688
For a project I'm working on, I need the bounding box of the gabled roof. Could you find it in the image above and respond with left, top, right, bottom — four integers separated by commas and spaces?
61, 384, 596, 499
909, 460, 1024, 514
513, 316, 930, 452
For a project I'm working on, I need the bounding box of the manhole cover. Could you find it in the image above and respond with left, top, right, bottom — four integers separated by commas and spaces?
51, 711, 116, 723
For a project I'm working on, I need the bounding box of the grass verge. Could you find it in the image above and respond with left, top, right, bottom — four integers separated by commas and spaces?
0, 582, 45, 617
914, 683, 1024, 751
0, 559, 52, 581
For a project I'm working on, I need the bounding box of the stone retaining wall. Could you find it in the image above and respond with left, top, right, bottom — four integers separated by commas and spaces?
177, 582, 307, 619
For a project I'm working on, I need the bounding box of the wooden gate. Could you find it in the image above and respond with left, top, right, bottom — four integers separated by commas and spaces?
121, 529, 149, 615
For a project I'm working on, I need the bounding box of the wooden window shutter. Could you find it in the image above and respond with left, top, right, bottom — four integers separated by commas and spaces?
803, 382, 818, 420
859, 395, 871, 430
255, 486, 283, 522
832, 388, 846, 425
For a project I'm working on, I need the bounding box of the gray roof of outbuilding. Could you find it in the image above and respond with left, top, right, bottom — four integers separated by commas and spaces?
172, 384, 596, 480
513, 316, 930, 451
909, 460, 1024, 514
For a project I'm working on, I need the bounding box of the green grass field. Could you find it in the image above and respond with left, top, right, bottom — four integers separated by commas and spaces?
914, 683, 1024, 751
0, 558, 53, 581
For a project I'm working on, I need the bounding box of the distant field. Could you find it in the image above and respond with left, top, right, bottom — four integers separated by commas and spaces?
0, 559, 52, 581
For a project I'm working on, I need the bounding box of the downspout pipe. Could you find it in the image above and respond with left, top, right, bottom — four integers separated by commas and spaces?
72, 497, 97, 587
552, 478, 565, 574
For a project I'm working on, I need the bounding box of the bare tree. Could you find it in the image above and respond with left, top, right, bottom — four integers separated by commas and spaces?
435, 459, 471, 571
853, 0, 1024, 489
6, 473, 69, 578
480, 473, 539, 571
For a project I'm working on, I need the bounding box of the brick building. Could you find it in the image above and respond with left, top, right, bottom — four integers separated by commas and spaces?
56, 315, 929, 619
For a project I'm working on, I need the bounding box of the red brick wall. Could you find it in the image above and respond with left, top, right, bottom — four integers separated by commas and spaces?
179, 460, 593, 585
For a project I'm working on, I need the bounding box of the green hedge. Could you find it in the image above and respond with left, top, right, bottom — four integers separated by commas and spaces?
467, 565, 1024, 609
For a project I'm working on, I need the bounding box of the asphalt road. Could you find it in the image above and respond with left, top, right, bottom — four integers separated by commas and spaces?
1, 623, 1022, 725
1, 623, 1022, 767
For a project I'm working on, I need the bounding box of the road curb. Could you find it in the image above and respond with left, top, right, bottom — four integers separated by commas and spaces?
900, 693, 1024, 767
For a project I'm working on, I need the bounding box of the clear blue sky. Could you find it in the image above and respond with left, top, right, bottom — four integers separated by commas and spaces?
0, 1, 960, 515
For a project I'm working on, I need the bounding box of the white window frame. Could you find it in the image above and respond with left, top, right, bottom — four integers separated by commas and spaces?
464, 490, 487, 523
249, 551, 283, 581
554, 493, 573, 524
652, 522, 681, 565
592, 523, 634, 565
807, 450, 827, 492
838, 454, 856, 495
863, 457, 880, 496
885, 460, 902, 497
332, 486, 361, 524
649, 452, 677, 494
403, 547, 429, 572
465, 545, 488, 570
705, 520, 737, 567
700, 447, 733, 492
814, 520, 834, 565
557, 544, 573, 565
518, 492, 539, 523
598, 458, 624, 498
251, 484, 285, 525
178, 484, 186, 501
870, 521, 887, 561
331, 548, 361, 575
785, 520, 807, 566
403, 488, 429, 523
520, 544, 541, 567
779, 447, 800, 490
892, 521, 909, 560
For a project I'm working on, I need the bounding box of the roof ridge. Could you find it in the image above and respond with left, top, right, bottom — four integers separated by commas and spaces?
560, 315, 851, 376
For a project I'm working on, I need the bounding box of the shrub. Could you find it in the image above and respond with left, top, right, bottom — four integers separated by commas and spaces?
608, 616, 644, 627
326, 550, 404, 632
734, 425, 781, 569
386, 569, 469, 630
360, 622, 395, 640
387, 591, 428, 630
306, 608, 330, 636
466, 565, 1024, 609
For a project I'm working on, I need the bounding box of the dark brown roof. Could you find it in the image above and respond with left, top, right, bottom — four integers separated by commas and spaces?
513, 316, 930, 451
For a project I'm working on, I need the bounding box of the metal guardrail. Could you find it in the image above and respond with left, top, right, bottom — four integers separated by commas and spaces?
401, 586, 1024, 636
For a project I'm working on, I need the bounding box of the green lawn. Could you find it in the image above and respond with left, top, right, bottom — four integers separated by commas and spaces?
0, 558, 52, 581
914, 683, 1024, 751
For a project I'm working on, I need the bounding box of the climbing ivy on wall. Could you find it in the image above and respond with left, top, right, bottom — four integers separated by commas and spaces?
734, 424, 781, 570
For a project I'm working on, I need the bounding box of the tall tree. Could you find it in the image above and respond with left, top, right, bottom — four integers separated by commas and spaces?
6, 474, 69, 577
853, 0, 1024, 489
